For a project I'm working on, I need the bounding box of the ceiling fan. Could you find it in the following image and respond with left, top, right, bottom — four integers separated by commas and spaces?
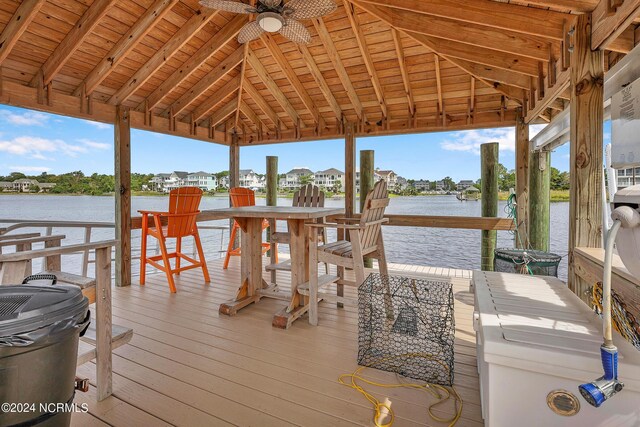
199, 0, 336, 44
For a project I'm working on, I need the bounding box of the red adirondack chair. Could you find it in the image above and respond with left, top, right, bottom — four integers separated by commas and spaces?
139, 187, 210, 293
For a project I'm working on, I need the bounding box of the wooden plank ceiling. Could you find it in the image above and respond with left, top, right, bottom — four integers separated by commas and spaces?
0, 0, 637, 145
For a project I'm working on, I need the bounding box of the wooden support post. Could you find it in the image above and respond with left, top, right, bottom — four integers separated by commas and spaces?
114, 105, 131, 287
360, 149, 375, 268
515, 111, 530, 248
229, 132, 240, 244
266, 155, 278, 284
481, 143, 499, 271
345, 122, 356, 218
529, 150, 551, 252
569, 14, 604, 302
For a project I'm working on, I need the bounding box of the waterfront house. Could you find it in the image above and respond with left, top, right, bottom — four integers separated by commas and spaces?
314, 168, 345, 191
150, 173, 171, 192
186, 171, 217, 192
0, 181, 13, 192
239, 169, 264, 190
163, 171, 189, 192
280, 168, 315, 190
435, 180, 446, 191
457, 180, 476, 190
218, 175, 230, 189
0, 1, 638, 425
375, 169, 397, 187
414, 179, 431, 192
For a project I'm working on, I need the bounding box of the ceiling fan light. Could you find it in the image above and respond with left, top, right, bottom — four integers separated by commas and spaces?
257, 12, 284, 32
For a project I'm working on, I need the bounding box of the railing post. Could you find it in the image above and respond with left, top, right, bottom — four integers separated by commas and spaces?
481, 142, 499, 271
360, 149, 374, 268
115, 105, 131, 287
82, 226, 91, 276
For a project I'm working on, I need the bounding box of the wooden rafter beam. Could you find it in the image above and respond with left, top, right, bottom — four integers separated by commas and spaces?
405, 33, 540, 77
353, 3, 549, 62
507, 1, 598, 13
108, 8, 218, 105
32, 0, 116, 86
0, 0, 46, 66
73, 0, 178, 97
245, 48, 305, 128
297, 43, 342, 121
141, 14, 245, 112
165, 46, 244, 117
235, 44, 249, 130
409, 32, 528, 90
312, 16, 365, 120
356, 2, 528, 101
210, 99, 238, 128
242, 78, 286, 130
434, 55, 443, 112
239, 99, 266, 131
359, 0, 568, 40
261, 34, 320, 125
390, 29, 414, 117
344, 1, 387, 119
525, 68, 570, 123
592, 0, 640, 50
192, 75, 240, 123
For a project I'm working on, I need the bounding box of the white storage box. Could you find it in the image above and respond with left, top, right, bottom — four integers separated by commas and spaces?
473, 271, 640, 427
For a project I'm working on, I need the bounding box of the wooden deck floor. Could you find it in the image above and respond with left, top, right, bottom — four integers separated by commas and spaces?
72, 257, 482, 427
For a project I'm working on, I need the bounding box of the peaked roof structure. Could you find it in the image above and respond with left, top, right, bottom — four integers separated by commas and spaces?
0, 0, 637, 146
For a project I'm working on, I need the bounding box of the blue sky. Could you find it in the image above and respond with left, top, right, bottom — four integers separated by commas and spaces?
0, 105, 597, 181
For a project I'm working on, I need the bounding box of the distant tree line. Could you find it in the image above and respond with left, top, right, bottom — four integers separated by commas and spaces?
476, 164, 570, 192
1, 171, 154, 195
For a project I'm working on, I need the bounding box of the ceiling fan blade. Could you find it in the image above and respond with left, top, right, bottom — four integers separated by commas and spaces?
278, 19, 311, 44
238, 21, 265, 43
199, 0, 256, 14
285, 0, 337, 20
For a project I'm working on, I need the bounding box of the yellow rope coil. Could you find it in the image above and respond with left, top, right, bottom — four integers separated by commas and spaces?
339, 353, 463, 427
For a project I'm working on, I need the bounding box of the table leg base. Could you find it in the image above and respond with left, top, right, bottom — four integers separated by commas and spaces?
219, 295, 261, 316
272, 304, 308, 329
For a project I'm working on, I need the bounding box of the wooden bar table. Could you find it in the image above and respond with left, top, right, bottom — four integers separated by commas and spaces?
212, 206, 343, 328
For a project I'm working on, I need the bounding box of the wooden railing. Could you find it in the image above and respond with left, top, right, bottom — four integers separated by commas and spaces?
326, 213, 515, 231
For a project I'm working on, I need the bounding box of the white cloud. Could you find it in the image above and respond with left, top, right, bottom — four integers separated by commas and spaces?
0, 110, 49, 126
83, 120, 111, 130
440, 128, 516, 155
78, 138, 111, 150
0, 136, 87, 159
9, 165, 51, 173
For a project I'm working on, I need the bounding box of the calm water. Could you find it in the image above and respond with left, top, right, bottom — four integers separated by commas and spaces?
0, 195, 569, 280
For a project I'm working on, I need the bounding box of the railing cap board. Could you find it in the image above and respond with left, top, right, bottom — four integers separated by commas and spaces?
0, 240, 118, 262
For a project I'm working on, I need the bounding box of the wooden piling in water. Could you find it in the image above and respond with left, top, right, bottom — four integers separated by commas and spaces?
481, 142, 498, 271
266, 156, 278, 282
529, 150, 551, 252
360, 150, 374, 268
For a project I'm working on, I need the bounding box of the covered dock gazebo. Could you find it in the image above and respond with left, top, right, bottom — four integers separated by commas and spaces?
1, 0, 639, 424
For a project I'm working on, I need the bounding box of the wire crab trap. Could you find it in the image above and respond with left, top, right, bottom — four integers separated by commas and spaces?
494, 248, 562, 277
357, 274, 455, 386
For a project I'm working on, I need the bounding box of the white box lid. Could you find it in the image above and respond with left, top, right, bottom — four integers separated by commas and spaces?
473, 271, 640, 389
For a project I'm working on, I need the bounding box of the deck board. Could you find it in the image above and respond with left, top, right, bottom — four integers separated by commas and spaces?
74, 257, 483, 426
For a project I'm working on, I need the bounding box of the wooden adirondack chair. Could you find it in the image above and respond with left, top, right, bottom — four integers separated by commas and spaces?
305, 180, 390, 325
266, 184, 328, 279
223, 187, 272, 269
139, 187, 210, 293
